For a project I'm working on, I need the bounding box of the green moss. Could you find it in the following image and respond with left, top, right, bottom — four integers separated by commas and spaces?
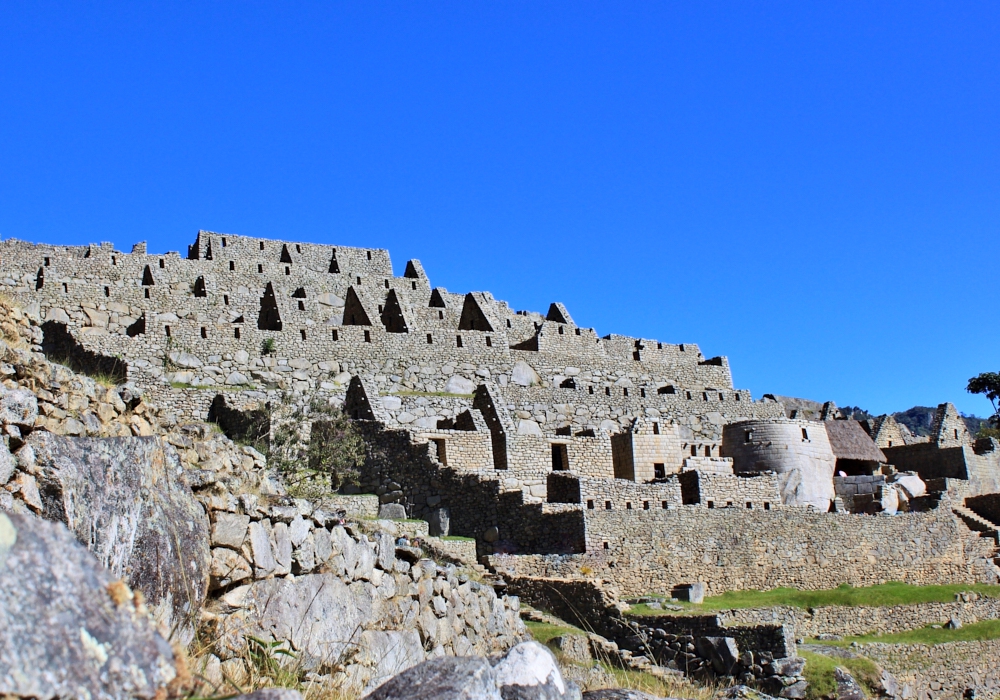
800, 651, 881, 699
690, 582, 1000, 612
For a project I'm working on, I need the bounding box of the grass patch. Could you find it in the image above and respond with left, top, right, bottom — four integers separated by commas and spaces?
813, 619, 1000, 646
391, 391, 475, 398
169, 381, 255, 391
524, 619, 586, 645
601, 664, 717, 700
634, 582, 1000, 613
800, 651, 881, 699
440, 535, 475, 542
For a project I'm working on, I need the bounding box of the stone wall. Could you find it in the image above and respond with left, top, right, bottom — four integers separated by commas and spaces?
491, 505, 999, 597
862, 640, 1000, 700
720, 595, 1000, 639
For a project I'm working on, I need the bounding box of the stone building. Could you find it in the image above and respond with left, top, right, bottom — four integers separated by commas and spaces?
4, 231, 1000, 598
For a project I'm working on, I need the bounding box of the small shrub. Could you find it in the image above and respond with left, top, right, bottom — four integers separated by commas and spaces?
261, 337, 276, 355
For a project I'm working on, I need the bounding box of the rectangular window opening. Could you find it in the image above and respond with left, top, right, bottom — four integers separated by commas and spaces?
485, 336, 492, 347
661, 500, 668, 509
367, 251, 372, 260
224, 295, 229, 306
259, 241, 265, 251
412, 281, 417, 290
640, 388, 646, 398
144, 288, 149, 299
295, 244, 301, 253
707, 500, 714, 509
746, 502, 753, 509
384, 279, 390, 289
258, 264, 263, 273
229, 261, 235, 271
165, 325, 171, 337
643, 501, 649, 510
603, 542, 609, 550
551, 443, 568, 471
587, 499, 594, 510
221, 237, 227, 247
234, 328, 240, 339
558, 326, 564, 335
426, 333, 433, 344
802, 428, 809, 440
300, 329, 307, 340
332, 329, 338, 341
605, 501, 612, 510
588, 386, 594, 395
104, 286, 110, 297
652, 422, 659, 435
431, 438, 447, 465
285, 266, 290, 275
62, 283, 68, 293
623, 388, 629, 397
200, 327, 207, 339
626, 502, 632, 510
605, 387, 611, 396
654, 463, 665, 479
764, 502, 771, 510
364, 330, 371, 343
298, 300, 305, 311
456, 335, 463, 348
745, 429, 753, 443
575, 328, 581, 335
44, 257, 50, 266
438, 310, 444, 319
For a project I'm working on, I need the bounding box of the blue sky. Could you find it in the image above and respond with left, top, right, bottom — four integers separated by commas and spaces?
1, 2, 998, 416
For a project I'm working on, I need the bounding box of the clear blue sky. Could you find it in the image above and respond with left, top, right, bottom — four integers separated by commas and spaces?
1, 2, 997, 416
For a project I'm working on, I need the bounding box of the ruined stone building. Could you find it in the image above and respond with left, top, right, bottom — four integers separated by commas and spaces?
4, 230, 1000, 597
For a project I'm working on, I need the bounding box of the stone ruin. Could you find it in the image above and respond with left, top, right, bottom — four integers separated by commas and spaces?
8, 231, 1000, 693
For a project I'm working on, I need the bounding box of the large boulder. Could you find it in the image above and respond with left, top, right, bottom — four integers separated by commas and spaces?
28, 433, 210, 643
364, 656, 502, 700
511, 361, 541, 387
695, 636, 739, 675
0, 512, 178, 700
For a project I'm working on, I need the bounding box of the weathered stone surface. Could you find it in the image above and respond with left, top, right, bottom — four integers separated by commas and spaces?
217, 573, 374, 670
695, 636, 739, 675
212, 512, 250, 548
429, 506, 450, 537
29, 432, 211, 643
549, 635, 591, 664
363, 655, 502, 700
493, 641, 573, 700
168, 350, 203, 368
0, 512, 177, 700
581, 692, 663, 700
834, 667, 864, 700
210, 547, 252, 589
379, 503, 407, 520
0, 386, 38, 427
445, 375, 476, 394
232, 690, 304, 700
354, 629, 425, 693
0, 442, 14, 485
511, 361, 541, 387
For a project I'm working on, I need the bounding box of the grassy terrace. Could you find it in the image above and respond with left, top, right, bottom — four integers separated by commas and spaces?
812, 619, 1000, 646
625, 582, 1000, 616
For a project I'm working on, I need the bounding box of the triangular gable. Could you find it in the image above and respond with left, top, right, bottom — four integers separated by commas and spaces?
546, 302, 574, 325
429, 288, 447, 308
279, 244, 293, 263
344, 376, 389, 421
404, 259, 427, 279
868, 415, 907, 449
932, 402, 971, 447
342, 286, 372, 326
142, 265, 155, 286
380, 289, 410, 333
328, 249, 340, 273
257, 282, 282, 330
458, 292, 495, 332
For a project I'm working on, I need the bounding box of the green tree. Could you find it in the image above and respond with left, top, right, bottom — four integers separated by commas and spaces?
967, 372, 1000, 438
268, 394, 366, 497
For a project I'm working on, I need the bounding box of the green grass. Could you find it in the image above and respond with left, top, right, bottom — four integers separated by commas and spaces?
800, 651, 881, 699
812, 619, 1000, 646
391, 391, 475, 398
169, 381, 255, 391
440, 535, 475, 542
627, 582, 1000, 615
524, 619, 586, 645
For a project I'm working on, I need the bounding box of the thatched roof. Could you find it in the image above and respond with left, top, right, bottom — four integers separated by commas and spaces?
825, 420, 886, 462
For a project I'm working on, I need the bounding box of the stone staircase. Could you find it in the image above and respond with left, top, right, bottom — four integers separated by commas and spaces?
954, 504, 1000, 573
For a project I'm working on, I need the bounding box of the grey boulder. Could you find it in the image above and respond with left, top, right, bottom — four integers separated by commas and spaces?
494, 641, 579, 700
364, 656, 502, 700
0, 512, 178, 700
379, 502, 407, 520
29, 433, 211, 643
695, 636, 739, 675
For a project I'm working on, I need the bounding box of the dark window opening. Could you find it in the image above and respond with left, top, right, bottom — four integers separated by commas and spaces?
658, 385, 675, 395
295, 244, 301, 254
623, 388, 629, 397
431, 438, 447, 465
605, 386, 611, 396
719, 392, 725, 401
558, 325, 564, 335
745, 429, 753, 443
485, 336, 492, 347
412, 281, 417, 290
258, 264, 263, 273
691, 445, 697, 456
378, 305, 383, 313
605, 501, 612, 510
955, 429, 960, 439
62, 282, 68, 293
367, 251, 372, 260
332, 329, 338, 341
300, 329, 306, 340
384, 279, 390, 289
587, 499, 594, 509
707, 500, 714, 508
640, 388, 646, 398
735, 394, 741, 402
686, 391, 692, 400
144, 289, 149, 299
703, 392, 709, 401
221, 237, 226, 247
164, 325, 171, 336
259, 241, 265, 250
364, 330, 371, 343
104, 286, 109, 297
764, 502, 771, 510
705, 446, 712, 457
224, 295, 229, 305
298, 301, 305, 311
44, 257, 50, 266
643, 501, 650, 510
285, 266, 290, 275
654, 463, 666, 479
802, 428, 809, 440
727, 501, 733, 507
626, 502, 632, 510
551, 443, 568, 471
661, 501, 668, 509
279, 244, 292, 263
426, 333, 433, 344
193, 276, 207, 297
456, 335, 463, 348
142, 265, 155, 286
356, 276, 361, 284
230, 261, 235, 271
439, 310, 444, 319
746, 502, 753, 509
603, 542, 609, 550
112, 256, 117, 265
588, 386, 594, 394
200, 327, 207, 339
652, 422, 659, 435
234, 328, 240, 339
575, 328, 581, 335
507, 319, 511, 328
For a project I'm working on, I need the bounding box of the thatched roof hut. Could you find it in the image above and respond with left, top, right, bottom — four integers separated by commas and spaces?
825, 420, 886, 462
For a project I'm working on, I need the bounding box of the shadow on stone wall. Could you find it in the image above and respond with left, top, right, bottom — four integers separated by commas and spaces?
40, 321, 128, 384
207, 394, 270, 448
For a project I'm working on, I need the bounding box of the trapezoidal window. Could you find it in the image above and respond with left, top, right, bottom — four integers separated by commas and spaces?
229, 261, 235, 271
144, 289, 149, 298
298, 301, 305, 310
193, 276, 207, 297
295, 244, 301, 254
159, 259, 164, 268
258, 264, 263, 273
44, 257, 50, 266
332, 329, 338, 341
802, 428, 809, 440
551, 443, 569, 471
257, 282, 282, 331
259, 241, 265, 251
411, 281, 417, 290
223, 295, 229, 306
364, 330, 371, 343
300, 329, 307, 340
367, 251, 372, 260
456, 335, 463, 348
342, 287, 372, 326
652, 422, 659, 434
431, 438, 447, 465
35, 268, 43, 290
234, 328, 240, 339
221, 237, 227, 247
427, 333, 433, 344
485, 336, 492, 347
745, 429, 753, 443
200, 327, 207, 339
